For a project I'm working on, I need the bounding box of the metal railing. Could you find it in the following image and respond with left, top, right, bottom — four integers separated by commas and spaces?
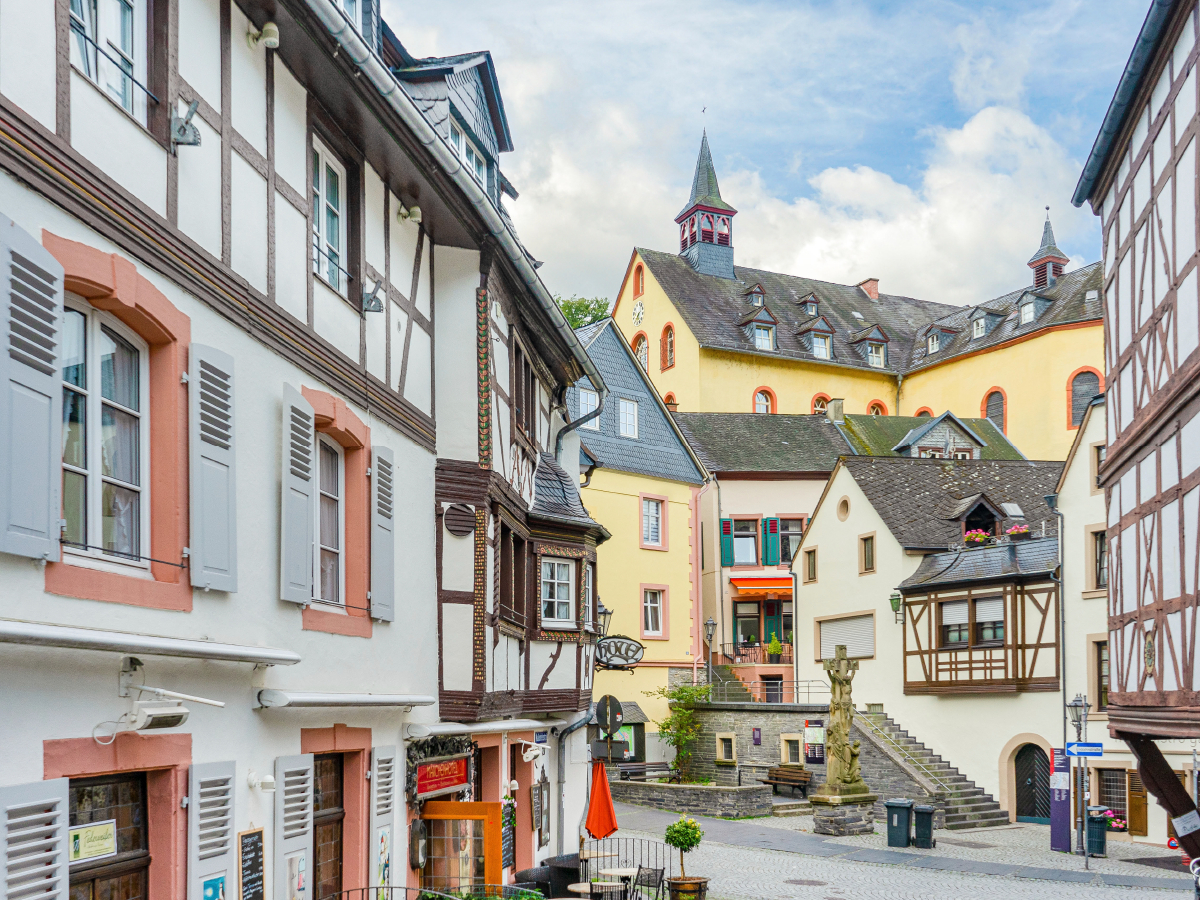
717, 642, 794, 665
852, 709, 951, 793
334, 886, 543, 900
707, 679, 829, 704
580, 837, 675, 899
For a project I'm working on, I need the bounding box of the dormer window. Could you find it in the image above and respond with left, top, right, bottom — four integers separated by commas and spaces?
801, 296, 819, 316
450, 123, 486, 186
813, 334, 831, 359
867, 343, 885, 368
754, 324, 774, 350
749, 286, 764, 306
927, 333, 940, 354
972, 318, 985, 339
1020, 303, 1034, 325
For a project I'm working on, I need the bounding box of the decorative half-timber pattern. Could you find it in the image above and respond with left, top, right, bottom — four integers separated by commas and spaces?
473, 505, 488, 687
477, 285, 493, 469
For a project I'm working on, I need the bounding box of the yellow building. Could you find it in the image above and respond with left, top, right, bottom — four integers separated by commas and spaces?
568, 319, 708, 760
611, 133, 1103, 461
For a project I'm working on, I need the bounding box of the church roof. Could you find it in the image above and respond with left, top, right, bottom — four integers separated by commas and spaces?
1028, 214, 1068, 264
677, 131, 737, 219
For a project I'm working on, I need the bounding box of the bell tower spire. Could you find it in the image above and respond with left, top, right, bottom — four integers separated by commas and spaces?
676, 131, 737, 279
1028, 207, 1069, 288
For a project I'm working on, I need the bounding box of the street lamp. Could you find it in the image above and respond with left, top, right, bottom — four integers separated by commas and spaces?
1066, 694, 1091, 864
596, 600, 612, 638
704, 617, 717, 685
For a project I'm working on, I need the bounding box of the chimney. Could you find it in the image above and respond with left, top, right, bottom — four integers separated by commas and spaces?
856, 278, 879, 300
827, 398, 844, 424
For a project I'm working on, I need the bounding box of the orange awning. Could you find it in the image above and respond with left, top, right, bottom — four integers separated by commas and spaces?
730, 577, 793, 596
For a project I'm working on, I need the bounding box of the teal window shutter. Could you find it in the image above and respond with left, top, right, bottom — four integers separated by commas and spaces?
719, 518, 734, 566
762, 517, 780, 566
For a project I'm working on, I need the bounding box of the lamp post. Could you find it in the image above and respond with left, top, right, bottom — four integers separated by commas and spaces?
1067, 694, 1091, 866
704, 617, 717, 685
596, 600, 612, 639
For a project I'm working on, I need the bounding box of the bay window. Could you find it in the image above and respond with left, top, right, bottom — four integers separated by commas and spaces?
61, 301, 150, 565
541, 558, 574, 626
312, 139, 348, 295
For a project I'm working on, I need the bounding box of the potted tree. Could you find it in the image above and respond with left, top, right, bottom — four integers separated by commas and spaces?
767, 633, 783, 664
664, 816, 707, 900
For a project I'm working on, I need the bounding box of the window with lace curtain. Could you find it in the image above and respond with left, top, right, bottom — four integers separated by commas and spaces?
61, 300, 150, 567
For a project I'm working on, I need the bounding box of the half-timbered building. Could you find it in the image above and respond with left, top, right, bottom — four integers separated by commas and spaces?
1073, 0, 1200, 848
0, 0, 605, 896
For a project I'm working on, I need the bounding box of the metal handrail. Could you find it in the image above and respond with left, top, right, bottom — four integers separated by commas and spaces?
717, 642, 795, 665
69, 21, 160, 104
706, 679, 829, 704
333, 887, 543, 900
852, 709, 952, 793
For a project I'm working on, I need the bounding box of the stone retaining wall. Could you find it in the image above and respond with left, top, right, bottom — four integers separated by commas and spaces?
608, 779, 773, 819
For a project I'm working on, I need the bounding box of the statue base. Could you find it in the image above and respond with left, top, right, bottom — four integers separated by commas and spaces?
809, 791, 878, 836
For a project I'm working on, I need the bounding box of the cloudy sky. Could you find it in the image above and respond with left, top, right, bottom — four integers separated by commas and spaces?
381, 0, 1149, 307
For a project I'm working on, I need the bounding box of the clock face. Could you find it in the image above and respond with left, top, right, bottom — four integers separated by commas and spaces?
632, 300, 645, 326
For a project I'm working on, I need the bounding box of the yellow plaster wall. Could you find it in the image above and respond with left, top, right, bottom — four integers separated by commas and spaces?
583, 467, 699, 732
900, 323, 1103, 461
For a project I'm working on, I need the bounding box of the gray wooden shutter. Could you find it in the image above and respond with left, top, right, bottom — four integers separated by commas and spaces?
371, 445, 395, 621
280, 384, 314, 604
370, 746, 397, 886
187, 761, 235, 900
274, 754, 314, 900
1, 776, 69, 899
189, 345, 237, 591
0, 217, 63, 561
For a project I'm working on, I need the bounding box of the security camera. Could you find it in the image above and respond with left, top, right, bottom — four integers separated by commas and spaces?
521, 743, 547, 763
130, 700, 189, 730
247, 21, 280, 50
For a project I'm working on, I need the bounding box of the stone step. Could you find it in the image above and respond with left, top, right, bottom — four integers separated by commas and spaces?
944, 812, 1012, 830
771, 800, 812, 817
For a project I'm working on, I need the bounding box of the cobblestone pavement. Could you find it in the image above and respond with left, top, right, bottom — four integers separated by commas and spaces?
613, 802, 1195, 897
758, 810, 1184, 880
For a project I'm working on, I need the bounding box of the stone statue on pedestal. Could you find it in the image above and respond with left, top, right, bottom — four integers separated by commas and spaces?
817, 644, 870, 798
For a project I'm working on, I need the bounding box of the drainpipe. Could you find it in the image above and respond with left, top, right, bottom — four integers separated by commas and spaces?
554, 388, 606, 462
791, 568, 800, 696
715, 477, 727, 661
300, 0, 608, 433
1045, 493, 1067, 751
895, 373, 904, 418
556, 709, 590, 855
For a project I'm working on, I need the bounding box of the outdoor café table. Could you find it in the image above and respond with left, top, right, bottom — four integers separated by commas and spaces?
578, 850, 617, 880
568, 881, 626, 900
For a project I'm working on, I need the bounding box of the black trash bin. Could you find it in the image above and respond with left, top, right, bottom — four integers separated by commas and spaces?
884, 799, 914, 848
1086, 806, 1108, 858
912, 804, 936, 849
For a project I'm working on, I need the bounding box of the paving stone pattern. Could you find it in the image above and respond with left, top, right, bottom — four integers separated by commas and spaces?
614, 802, 1194, 896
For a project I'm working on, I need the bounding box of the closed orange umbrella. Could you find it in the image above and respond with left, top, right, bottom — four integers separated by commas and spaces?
585, 760, 618, 839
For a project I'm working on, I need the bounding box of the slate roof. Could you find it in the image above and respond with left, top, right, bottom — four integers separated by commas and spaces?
588, 700, 650, 725
530, 452, 609, 539
840, 457, 1063, 550
838, 414, 1025, 461
678, 131, 736, 218
899, 537, 1059, 590
671, 413, 850, 473
636, 248, 1101, 377
1029, 214, 1068, 263
567, 320, 704, 485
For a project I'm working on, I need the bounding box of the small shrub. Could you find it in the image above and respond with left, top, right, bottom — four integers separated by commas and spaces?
644, 683, 711, 780
767, 633, 783, 655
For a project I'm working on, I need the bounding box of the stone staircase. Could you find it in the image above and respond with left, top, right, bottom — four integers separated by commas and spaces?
709, 664, 753, 702
857, 711, 1010, 830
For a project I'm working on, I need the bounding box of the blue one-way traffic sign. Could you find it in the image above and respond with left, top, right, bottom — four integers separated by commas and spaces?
1066, 742, 1103, 757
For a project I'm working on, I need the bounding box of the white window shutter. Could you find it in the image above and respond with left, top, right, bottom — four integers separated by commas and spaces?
819, 614, 875, 659
370, 445, 395, 621
0, 216, 63, 561
188, 762, 235, 900
274, 754, 314, 900
280, 384, 315, 603
370, 746, 397, 886
1, 777, 69, 899
189, 345, 237, 591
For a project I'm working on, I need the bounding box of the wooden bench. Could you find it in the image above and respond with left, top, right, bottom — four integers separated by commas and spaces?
617, 762, 680, 783
759, 766, 811, 797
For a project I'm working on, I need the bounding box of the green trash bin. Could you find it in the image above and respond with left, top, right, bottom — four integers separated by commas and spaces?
884, 799, 914, 848
912, 804, 936, 849
1086, 806, 1108, 858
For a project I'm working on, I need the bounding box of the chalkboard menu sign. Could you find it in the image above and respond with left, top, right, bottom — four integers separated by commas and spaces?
501, 825, 515, 869
238, 828, 265, 900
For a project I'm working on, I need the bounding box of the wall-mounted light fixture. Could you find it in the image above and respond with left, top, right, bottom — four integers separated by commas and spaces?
397, 203, 422, 225
889, 591, 904, 624
247, 771, 276, 792
247, 21, 280, 50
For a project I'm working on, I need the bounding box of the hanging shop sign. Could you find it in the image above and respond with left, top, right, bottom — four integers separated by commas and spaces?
416, 755, 471, 799
595, 635, 644, 670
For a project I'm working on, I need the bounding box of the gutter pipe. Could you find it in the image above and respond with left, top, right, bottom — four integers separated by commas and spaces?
1045, 493, 1068, 751
556, 709, 591, 855
301, 0, 608, 424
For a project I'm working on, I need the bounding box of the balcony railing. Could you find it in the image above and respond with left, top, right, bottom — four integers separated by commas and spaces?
707, 678, 829, 705
716, 642, 794, 665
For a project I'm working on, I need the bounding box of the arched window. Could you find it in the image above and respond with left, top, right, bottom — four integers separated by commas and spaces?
679, 224, 688, 252
1070, 370, 1101, 426
755, 391, 773, 414
915, 408, 933, 418
701, 215, 715, 243
633, 335, 649, 371
868, 403, 885, 416
664, 393, 677, 407
660, 325, 675, 370
812, 396, 828, 415
634, 264, 645, 298
985, 390, 1006, 431
688, 217, 697, 246
717, 217, 730, 246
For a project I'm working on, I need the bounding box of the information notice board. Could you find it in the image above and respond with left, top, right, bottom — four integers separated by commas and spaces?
238, 828, 265, 900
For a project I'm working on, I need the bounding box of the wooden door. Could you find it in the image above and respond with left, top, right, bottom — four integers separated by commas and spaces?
421, 800, 502, 890
1015, 744, 1050, 822
1128, 770, 1148, 837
